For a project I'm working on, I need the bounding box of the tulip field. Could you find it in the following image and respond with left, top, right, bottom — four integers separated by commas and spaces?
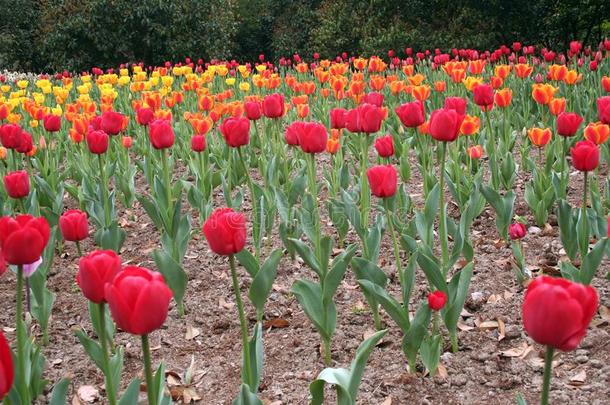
1, 41, 610, 404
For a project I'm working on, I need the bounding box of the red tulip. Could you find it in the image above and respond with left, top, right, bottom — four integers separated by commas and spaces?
571, 140, 599, 172
597, 96, 610, 124
395, 101, 425, 128
473, 84, 494, 108
77, 250, 121, 303
220, 117, 250, 147
509, 222, 527, 240
429, 108, 463, 142
556, 112, 583, 137
443, 97, 467, 116
329, 108, 347, 129
367, 164, 397, 198
121, 136, 133, 149
3, 170, 29, 199
262, 93, 285, 118
0, 124, 23, 149
522, 276, 597, 351
428, 291, 447, 311
284, 121, 303, 146
346, 103, 383, 134
297, 122, 328, 154
59, 210, 88, 242
148, 119, 175, 149
244, 101, 262, 121
16, 131, 33, 154
101, 111, 124, 135
86, 130, 109, 154
0, 215, 50, 265
202, 208, 247, 255
374, 135, 394, 157
105, 266, 173, 335
362, 92, 384, 107
43, 114, 61, 132
136, 108, 154, 126
191, 135, 206, 152
0, 330, 13, 400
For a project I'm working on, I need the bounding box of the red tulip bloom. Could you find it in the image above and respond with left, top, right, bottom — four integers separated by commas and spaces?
77, 250, 122, 303
105, 266, 173, 335
59, 210, 88, 242
428, 291, 447, 311
3, 170, 29, 199
395, 101, 425, 128
101, 111, 124, 135
0, 215, 50, 265
429, 108, 463, 142
367, 164, 397, 198
522, 276, 597, 351
244, 101, 262, 121
374, 135, 394, 157
202, 208, 247, 255
346, 103, 383, 134
220, 117, 250, 147
136, 108, 154, 126
284, 121, 303, 146
148, 119, 175, 149
16, 131, 33, 154
571, 140, 599, 172
597, 96, 610, 124
43, 114, 61, 132
86, 130, 109, 154
443, 97, 467, 116
509, 222, 527, 240
362, 92, 384, 107
0, 330, 13, 400
191, 135, 206, 152
296, 122, 328, 154
473, 84, 494, 108
0, 124, 23, 149
329, 108, 347, 129
262, 93, 285, 118
556, 112, 583, 137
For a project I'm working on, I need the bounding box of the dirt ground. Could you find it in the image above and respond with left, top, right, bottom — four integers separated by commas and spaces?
1, 146, 609, 405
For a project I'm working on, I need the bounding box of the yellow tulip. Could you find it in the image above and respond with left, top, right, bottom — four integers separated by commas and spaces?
239, 82, 250, 92
256, 65, 267, 73
225, 78, 236, 86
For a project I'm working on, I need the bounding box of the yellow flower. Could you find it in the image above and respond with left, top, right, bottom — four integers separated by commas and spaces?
1, 85, 10, 93
161, 76, 174, 87
120, 68, 129, 76
255, 65, 267, 73
77, 84, 90, 94
225, 78, 236, 86
463, 76, 484, 91
17, 80, 29, 89
239, 82, 250, 92
133, 65, 143, 73
32, 92, 45, 104
118, 76, 131, 86
51, 106, 62, 115
29, 120, 38, 128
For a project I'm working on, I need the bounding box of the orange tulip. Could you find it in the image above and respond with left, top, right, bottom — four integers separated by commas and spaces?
490, 76, 504, 89
468, 60, 486, 75
190, 117, 213, 134
0, 146, 6, 160
402, 65, 414, 76
467, 145, 484, 159
315, 69, 330, 84
434, 81, 446, 92
563, 70, 582, 85
548, 64, 568, 81
349, 80, 365, 95
450, 69, 466, 83
528, 127, 552, 147
494, 64, 511, 79
389, 80, 406, 96
460, 115, 481, 135
494, 88, 513, 108
411, 85, 431, 102
368, 57, 387, 72
418, 121, 429, 134
0, 103, 10, 121
353, 58, 367, 71
320, 88, 331, 98
326, 138, 340, 154
330, 129, 342, 140
548, 97, 566, 116
532, 84, 557, 105
407, 74, 425, 86
296, 104, 310, 118
602, 76, 610, 93
583, 122, 610, 145
295, 63, 309, 73
329, 63, 349, 76
291, 95, 308, 106
369, 75, 386, 91
514, 63, 533, 79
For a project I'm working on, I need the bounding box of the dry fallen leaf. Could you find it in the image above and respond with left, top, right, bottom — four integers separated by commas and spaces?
379, 396, 393, 405
437, 363, 448, 379
77, 385, 99, 403
219, 297, 235, 310
457, 321, 475, 331
263, 318, 290, 329
599, 306, 610, 323
185, 324, 201, 340
477, 320, 499, 329
569, 370, 586, 386
497, 319, 506, 341
500, 342, 531, 358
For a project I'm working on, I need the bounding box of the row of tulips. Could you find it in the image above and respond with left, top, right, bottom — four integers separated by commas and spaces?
0, 41, 609, 404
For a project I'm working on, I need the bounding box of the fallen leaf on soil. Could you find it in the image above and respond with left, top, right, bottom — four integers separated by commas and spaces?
500, 342, 531, 358
569, 370, 586, 385
166, 371, 182, 386
476, 319, 499, 329
272, 283, 289, 293
219, 297, 235, 309
542, 223, 554, 236
264, 318, 290, 329
77, 385, 99, 403
493, 239, 506, 249
437, 363, 448, 379
185, 325, 200, 340
457, 321, 474, 331
497, 319, 506, 341
460, 309, 474, 318
599, 306, 610, 322
2, 327, 15, 333
487, 294, 503, 304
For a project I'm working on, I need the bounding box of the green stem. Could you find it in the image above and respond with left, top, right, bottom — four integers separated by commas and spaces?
323, 338, 332, 366
161, 150, 172, 214
98, 154, 110, 227
450, 332, 458, 353
360, 134, 370, 228
541, 346, 555, 405
438, 142, 449, 276
229, 254, 253, 390
238, 148, 260, 263
141, 334, 157, 405
76, 241, 83, 257
581, 172, 589, 255
383, 199, 403, 287
16, 265, 30, 404
306, 153, 322, 262
561, 136, 568, 198
485, 111, 499, 189
98, 303, 117, 405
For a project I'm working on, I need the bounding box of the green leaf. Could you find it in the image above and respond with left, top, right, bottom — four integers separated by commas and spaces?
402, 302, 432, 370
291, 280, 327, 338
579, 239, 608, 285
236, 249, 260, 278
416, 252, 447, 293
443, 263, 474, 336
288, 238, 322, 277
49, 378, 70, 405
118, 379, 141, 405
232, 384, 263, 405
420, 335, 442, 376
358, 280, 409, 331
153, 249, 188, 308
75, 330, 104, 370
249, 249, 283, 318
322, 244, 356, 303
242, 323, 264, 391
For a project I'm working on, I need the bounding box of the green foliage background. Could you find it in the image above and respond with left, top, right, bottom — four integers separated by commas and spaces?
0, 0, 609, 72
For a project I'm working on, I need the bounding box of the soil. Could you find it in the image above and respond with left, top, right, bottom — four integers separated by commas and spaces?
1, 140, 609, 405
